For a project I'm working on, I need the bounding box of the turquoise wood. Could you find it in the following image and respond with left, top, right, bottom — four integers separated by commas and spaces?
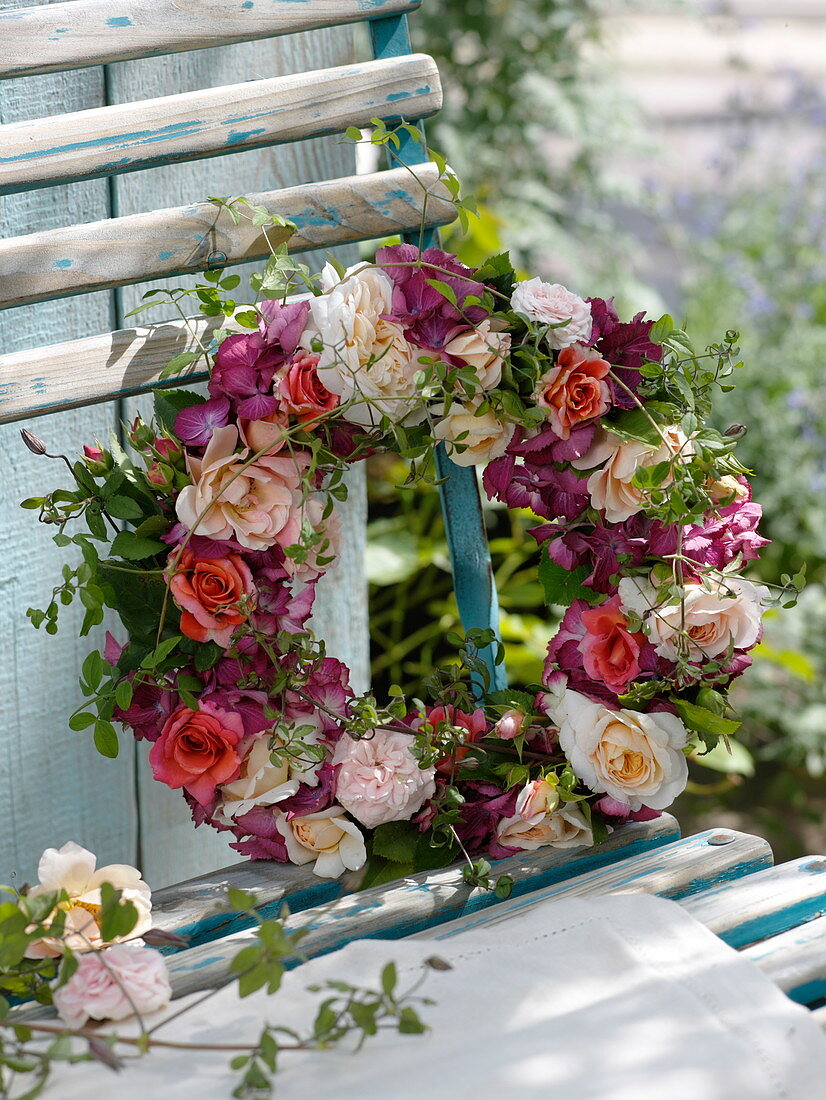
371, 12, 506, 695
150, 813, 681, 952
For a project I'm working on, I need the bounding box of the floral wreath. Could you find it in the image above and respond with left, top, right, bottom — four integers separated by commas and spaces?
23, 154, 789, 893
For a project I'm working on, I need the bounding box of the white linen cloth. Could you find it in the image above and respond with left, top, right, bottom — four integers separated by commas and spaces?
38, 893, 826, 1099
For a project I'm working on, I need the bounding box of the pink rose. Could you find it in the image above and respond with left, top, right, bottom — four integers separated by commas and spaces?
579, 595, 645, 694
278, 351, 340, 424
510, 279, 592, 349
493, 709, 525, 739
53, 945, 171, 1028
532, 343, 611, 439
168, 548, 255, 647
175, 424, 308, 551
332, 729, 437, 829
149, 700, 243, 805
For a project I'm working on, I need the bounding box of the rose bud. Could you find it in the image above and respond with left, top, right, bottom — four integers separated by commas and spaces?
493, 709, 525, 740
147, 461, 175, 489
82, 444, 113, 474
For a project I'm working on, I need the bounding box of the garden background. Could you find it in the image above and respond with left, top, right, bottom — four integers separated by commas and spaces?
363, 0, 826, 860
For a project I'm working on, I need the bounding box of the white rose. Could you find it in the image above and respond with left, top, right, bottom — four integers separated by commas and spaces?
557, 689, 688, 811
619, 574, 769, 662
26, 842, 152, 958
214, 737, 299, 823
573, 425, 692, 523
443, 319, 511, 391
510, 278, 592, 349
302, 262, 425, 428
432, 400, 515, 467
275, 806, 366, 879
332, 729, 436, 829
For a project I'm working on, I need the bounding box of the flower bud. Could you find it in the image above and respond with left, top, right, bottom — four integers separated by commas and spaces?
493, 709, 525, 740
20, 428, 47, 456
147, 461, 174, 488
82, 444, 113, 474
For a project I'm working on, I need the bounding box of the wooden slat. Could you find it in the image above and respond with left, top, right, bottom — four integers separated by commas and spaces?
744, 915, 826, 1005
0, 54, 441, 195
0, 164, 453, 310
409, 828, 773, 942
150, 814, 680, 951
681, 856, 826, 949
0, 0, 423, 79
163, 822, 774, 999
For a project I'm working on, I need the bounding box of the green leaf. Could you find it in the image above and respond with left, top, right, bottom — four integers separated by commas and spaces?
371, 820, 419, 864
425, 278, 458, 308
106, 495, 144, 521
114, 679, 134, 710
486, 688, 534, 712
68, 712, 96, 732
110, 530, 166, 561
381, 961, 397, 997
94, 721, 119, 758
693, 737, 755, 777
673, 698, 742, 738
537, 549, 595, 607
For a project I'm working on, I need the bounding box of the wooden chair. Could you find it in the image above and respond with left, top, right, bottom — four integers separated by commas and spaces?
1, 0, 824, 1025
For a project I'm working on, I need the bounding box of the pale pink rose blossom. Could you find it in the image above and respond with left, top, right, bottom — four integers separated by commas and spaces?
332, 729, 436, 829
493, 709, 525, 740
52, 945, 171, 1028
510, 278, 592, 349
175, 425, 309, 551
497, 779, 594, 851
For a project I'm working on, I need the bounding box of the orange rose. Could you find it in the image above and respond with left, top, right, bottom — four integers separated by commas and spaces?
533, 343, 611, 439
168, 548, 254, 647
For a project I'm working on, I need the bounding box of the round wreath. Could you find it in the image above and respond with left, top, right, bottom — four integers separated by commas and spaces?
24, 192, 781, 890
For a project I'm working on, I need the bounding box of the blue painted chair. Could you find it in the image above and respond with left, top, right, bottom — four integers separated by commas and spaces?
1, 1, 824, 1019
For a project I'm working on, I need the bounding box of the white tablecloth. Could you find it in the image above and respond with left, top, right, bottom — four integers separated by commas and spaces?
39, 893, 826, 1099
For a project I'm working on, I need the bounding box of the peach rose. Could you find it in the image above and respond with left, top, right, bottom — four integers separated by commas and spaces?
149, 700, 243, 805
275, 806, 366, 879
618, 574, 769, 662
168, 548, 254, 648
175, 424, 308, 552
497, 780, 594, 851
557, 689, 688, 811
239, 409, 289, 455
444, 319, 511, 391
278, 350, 340, 424
532, 343, 611, 439
573, 425, 692, 523
579, 595, 645, 695
433, 400, 516, 467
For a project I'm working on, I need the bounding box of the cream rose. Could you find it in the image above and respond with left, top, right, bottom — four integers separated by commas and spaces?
214, 736, 299, 823
26, 842, 152, 958
175, 425, 308, 551
510, 278, 592, 349
432, 400, 516, 467
302, 262, 425, 428
619, 574, 769, 662
557, 689, 689, 811
496, 778, 595, 851
275, 806, 366, 879
573, 425, 692, 523
444, 319, 511, 391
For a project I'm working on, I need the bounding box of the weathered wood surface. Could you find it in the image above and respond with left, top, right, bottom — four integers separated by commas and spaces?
681, 855, 826, 949
1, 18, 373, 888
0, 54, 441, 194
0, 0, 422, 78
0, 314, 217, 422
744, 915, 826, 1005
151, 814, 681, 951
105, 26, 371, 886
0, 7, 136, 889
0, 163, 453, 308
167, 826, 769, 997
411, 828, 774, 943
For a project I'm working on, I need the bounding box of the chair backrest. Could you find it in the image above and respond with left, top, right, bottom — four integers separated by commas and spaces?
0, 1, 503, 883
